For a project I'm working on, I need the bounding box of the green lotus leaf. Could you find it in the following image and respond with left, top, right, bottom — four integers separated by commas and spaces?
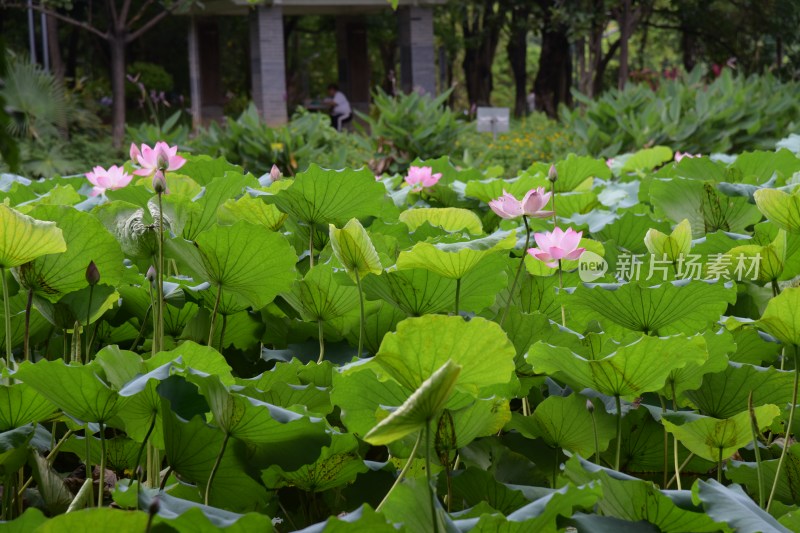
13, 206, 124, 302
0, 382, 57, 431
399, 207, 483, 234
651, 178, 762, 237
217, 193, 287, 231
644, 219, 692, 263
564, 456, 727, 533
331, 369, 410, 438
396, 230, 515, 280
683, 362, 794, 419
727, 443, 800, 506
363, 253, 509, 316
622, 146, 673, 172
168, 221, 297, 310
663, 329, 733, 403
692, 479, 788, 533
506, 394, 616, 458
470, 483, 603, 532
299, 505, 395, 532
526, 334, 707, 398
754, 188, 800, 234
187, 372, 328, 446
374, 315, 517, 396
568, 280, 736, 336
159, 399, 271, 511
0, 426, 35, 478
282, 264, 359, 322
595, 211, 670, 254
262, 432, 368, 492
175, 174, 256, 240
0, 204, 66, 269
269, 164, 386, 225
15, 359, 127, 423
758, 287, 800, 345
722, 229, 786, 283
34, 284, 120, 328
364, 359, 461, 445
662, 405, 779, 462
329, 218, 382, 279
177, 155, 244, 186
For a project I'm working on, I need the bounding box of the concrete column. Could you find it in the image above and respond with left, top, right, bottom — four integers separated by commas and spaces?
398, 5, 436, 95
188, 17, 202, 128
250, 5, 288, 125
335, 17, 370, 114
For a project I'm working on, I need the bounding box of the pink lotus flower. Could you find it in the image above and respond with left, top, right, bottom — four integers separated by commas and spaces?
85, 165, 133, 197
405, 166, 441, 191
489, 188, 554, 219
527, 227, 585, 268
674, 151, 700, 163
130, 142, 186, 177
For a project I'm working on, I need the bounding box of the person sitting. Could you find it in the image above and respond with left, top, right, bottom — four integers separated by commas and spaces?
324, 83, 352, 132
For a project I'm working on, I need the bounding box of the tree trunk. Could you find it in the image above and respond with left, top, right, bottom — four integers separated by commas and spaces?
506, 7, 530, 118
617, 0, 631, 90
461, 1, 502, 107
533, 7, 572, 118
46, 15, 65, 84
109, 35, 126, 148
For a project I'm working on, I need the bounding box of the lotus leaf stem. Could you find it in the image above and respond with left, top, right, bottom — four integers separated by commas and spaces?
454, 278, 461, 316
767, 348, 798, 512
614, 394, 622, 471
317, 320, 325, 364
98, 421, 106, 507
1, 268, 12, 367
500, 215, 530, 327
376, 430, 423, 512
748, 390, 765, 508
85, 284, 94, 363
355, 271, 365, 358
205, 432, 230, 506
155, 192, 165, 353
23, 289, 32, 362
425, 420, 439, 533
208, 286, 223, 347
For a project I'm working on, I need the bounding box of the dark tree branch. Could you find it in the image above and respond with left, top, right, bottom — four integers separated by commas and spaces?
126, 0, 155, 29
0, 2, 108, 39
126, 0, 190, 42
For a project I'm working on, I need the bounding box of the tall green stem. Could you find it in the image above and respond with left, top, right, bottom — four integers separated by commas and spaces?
355, 271, 365, 358
207, 286, 223, 347
205, 432, 230, 505
557, 260, 566, 327
376, 430, 423, 512
671, 381, 682, 490
84, 423, 94, 508
98, 421, 106, 507
614, 394, 623, 471
590, 408, 600, 465
717, 447, 723, 483
155, 193, 165, 353
23, 289, 32, 362
767, 349, 799, 512
425, 420, 439, 533
317, 320, 325, 364
84, 284, 94, 363
500, 216, 530, 327
1, 268, 12, 367
748, 391, 765, 508
218, 314, 228, 353
134, 414, 157, 487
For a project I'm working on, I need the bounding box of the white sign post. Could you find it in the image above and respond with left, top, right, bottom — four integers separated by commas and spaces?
476, 107, 510, 141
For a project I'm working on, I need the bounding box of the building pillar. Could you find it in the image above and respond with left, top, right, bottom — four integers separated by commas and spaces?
250, 5, 288, 125
335, 17, 370, 114
188, 17, 202, 128
398, 5, 436, 95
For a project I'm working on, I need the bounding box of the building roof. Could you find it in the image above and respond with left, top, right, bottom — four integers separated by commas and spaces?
186, 0, 444, 16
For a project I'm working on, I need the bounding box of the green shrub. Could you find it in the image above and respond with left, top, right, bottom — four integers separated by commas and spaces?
561, 69, 800, 157
357, 88, 467, 173
457, 113, 579, 176
125, 61, 174, 100
191, 105, 368, 176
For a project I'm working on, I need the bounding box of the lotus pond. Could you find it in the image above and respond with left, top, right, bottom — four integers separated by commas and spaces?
2, 144, 800, 532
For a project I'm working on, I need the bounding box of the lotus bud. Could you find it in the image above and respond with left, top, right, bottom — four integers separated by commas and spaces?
148, 496, 160, 515
548, 164, 558, 183
145, 265, 157, 284
152, 170, 167, 194
585, 399, 594, 413
270, 164, 282, 182
85, 261, 100, 286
